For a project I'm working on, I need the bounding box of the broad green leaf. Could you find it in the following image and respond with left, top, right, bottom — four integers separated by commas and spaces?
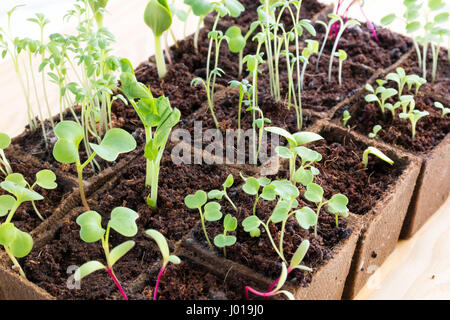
0, 223, 16, 246
365, 94, 379, 103
144, 0, 173, 37
204, 202, 222, 221
260, 184, 276, 201
0, 195, 15, 217
225, 26, 245, 53
223, 174, 234, 189
9, 227, 33, 258
434, 12, 449, 24
0, 133, 11, 149
304, 183, 323, 203
272, 180, 299, 200
120, 72, 152, 100
109, 207, 139, 237
76, 211, 105, 243
0, 181, 43, 203
294, 146, 322, 163
292, 132, 323, 146
223, 214, 237, 232
257, 177, 271, 187
74, 261, 105, 281
214, 234, 236, 248
184, 190, 207, 209
184, 0, 213, 16
109, 240, 135, 266
328, 194, 349, 216
295, 207, 316, 229
242, 177, 259, 195
146, 229, 169, 260
275, 146, 292, 158
406, 21, 421, 33
242, 215, 261, 232
5, 173, 27, 187
53, 121, 84, 164
208, 189, 225, 200
224, 0, 244, 18
270, 201, 290, 223
90, 128, 136, 162
265, 127, 296, 146
381, 88, 398, 101
294, 166, 313, 186
381, 13, 396, 25
36, 170, 57, 189
290, 240, 310, 269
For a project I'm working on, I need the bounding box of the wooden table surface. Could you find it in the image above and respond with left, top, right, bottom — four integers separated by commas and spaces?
0, 0, 449, 300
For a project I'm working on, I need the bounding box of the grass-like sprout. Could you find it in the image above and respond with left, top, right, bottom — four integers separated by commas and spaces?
342, 110, 351, 126
0, 133, 13, 177
229, 79, 251, 143
368, 125, 382, 139
362, 146, 394, 168
399, 110, 430, 139
53, 121, 136, 211
74, 207, 139, 300
315, 15, 339, 71
208, 174, 238, 212
144, 0, 173, 78
213, 214, 237, 258
146, 229, 181, 300
434, 102, 450, 118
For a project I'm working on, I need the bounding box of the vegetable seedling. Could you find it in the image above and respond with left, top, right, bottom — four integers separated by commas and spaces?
299, 40, 319, 90
342, 110, 351, 126
0, 133, 13, 176
208, 174, 237, 211
399, 110, 430, 139
434, 102, 450, 118
52, 121, 136, 211
184, 191, 222, 251
362, 146, 394, 168
406, 74, 426, 95
146, 229, 181, 300
334, 49, 347, 86
365, 83, 398, 116
213, 214, 237, 258
225, 23, 258, 78
74, 207, 139, 300
144, 0, 173, 78
368, 125, 382, 139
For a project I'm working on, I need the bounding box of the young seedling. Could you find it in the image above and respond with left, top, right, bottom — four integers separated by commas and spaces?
399, 110, 430, 139
365, 83, 398, 116
229, 79, 251, 142
184, 0, 214, 52
342, 110, 352, 126
297, 183, 349, 235
434, 102, 450, 118
74, 207, 139, 300
405, 74, 426, 95
144, 0, 173, 78
184, 191, 222, 251
315, 15, 340, 70
386, 68, 408, 98
334, 49, 347, 86
213, 214, 237, 258
88, 0, 109, 29
293, 147, 322, 187
299, 40, 319, 90
53, 121, 136, 211
265, 127, 323, 184
120, 63, 180, 208
362, 146, 394, 168
368, 125, 382, 139
0, 133, 13, 176
208, 174, 237, 211
146, 229, 181, 300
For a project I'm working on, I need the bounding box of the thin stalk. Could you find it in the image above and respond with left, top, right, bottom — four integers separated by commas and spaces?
245, 286, 278, 300
153, 263, 167, 300
154, 35, 166, 78
194, 16, 204, 54
314, 201, 325, 236
422, 41, 428, 80
76, 152, 97, 211
317, 23, 331, 71
329, 26, 346, 83
238, 50, 243, 78
107, 268, 128, 300
224, 193, 237, 212
431, 44, 439, 83
4, 246, 26, 279
237, 88, 244, 143
338, 59, 343, 86
413, 39, 422, 68
263, 221, 287, 264
266, 267, 293, 293
199, 207, 213, 250
0, 150, 13, 175
252, 195, 260, 216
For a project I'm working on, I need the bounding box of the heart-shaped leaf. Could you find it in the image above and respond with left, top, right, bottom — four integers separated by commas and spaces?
76, 211, 105, 243
223, 214, 237, 232
295, 207, 316, 229
144, 0, 173, 37
208, 189, 225, 200
242, 177, 260, 195
304, 183, 323, 203
109, 240, 135, 266
204, 202, 222, 222
225, 26, 245, 53
327, 194, 349, 217
36, 170, 57, 190
275, 146, 292, 159
0, 132, 11, 149
270, 201, 290, 223
53, 121, 84, 164
0, 223, 33, 258
109, 207, 139, 237
184, 190, 207, 209
1, 181, 43, 203
272, 180, 299, 200
242, 215, 261, 233
184, 0, 213, 16
294, 166, 313, 187
223, 174, 234, 189
0, 195, 16, 217
214, 234, 236, 248
261, 184, 276, 201
90, 128, 136, 162
294, 146, 322, 163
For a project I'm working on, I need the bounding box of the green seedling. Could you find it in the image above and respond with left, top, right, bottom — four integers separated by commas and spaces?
299, 40, 319, 90
292, 147, 322, 187
74, 207, 139, 300
297, 183, 349, 235
208, 174, 237, 211
146, 229, 181, 300
185, 191, 222, 251
334, 49, 347, 86
368, 125, 382, 139
434, 102, 450, 118
120, 62, 180, 208
184, 0, 214, 52
365, 83, 398, 116
0, 133, 13, 176
315, 15, 340, 70
144, 0, 173, 78
53, 120, 136, 211
362, 146, 394, 168
214, 214, 237, 258
229, 79, 251, 142
399, 110, 430, 139
88, 0, 109, 28
265, 127, 323, 183
405, 74, 426, 95
342, 110, 352, 126
386, 68, 426, 98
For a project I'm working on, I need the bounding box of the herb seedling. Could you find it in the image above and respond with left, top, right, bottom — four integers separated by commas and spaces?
334, 49, 347, 86
342, 110, 351, 126
185, 191, 222, 251
434, 102, 450, 118
74, 207, 139, 300
214, 214, 237, 258
365, 82, 398, 116
368, 125, 382, 139
146, 229, 181, 300
362, 146, 394, 168
399, 110, 430, 139
144, 0, 173, 78
53, 121, 136, 211
208, 174, 237, 211
0, 133, 13, 176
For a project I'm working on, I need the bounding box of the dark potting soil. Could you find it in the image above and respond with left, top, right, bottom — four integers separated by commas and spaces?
88, 151, 234, 242
313, 23, 412, 70
130, 260, 261, 300
21, 209, 160, 300
0, 151, 76, 232
192, 189, 351, 287
259, 55, 373, 112
335, 93, 450, 154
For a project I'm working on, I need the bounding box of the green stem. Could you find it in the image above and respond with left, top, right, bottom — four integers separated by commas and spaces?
154, 35, 166, 78
263, 221, 287, 264
314, 201, 325, 236
199, 208, 213, 251
224, 192, 237, 212
4, 246, 26, 279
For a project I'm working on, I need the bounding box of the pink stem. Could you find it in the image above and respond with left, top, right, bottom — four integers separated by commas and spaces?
359, 3, 378, 41
245, 286, 276, 300
153, 265, 167, 300
107, 268, 128, 300
266, 267, 293, 294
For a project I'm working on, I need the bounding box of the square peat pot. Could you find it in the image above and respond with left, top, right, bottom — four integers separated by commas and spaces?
332, 91, 450, 239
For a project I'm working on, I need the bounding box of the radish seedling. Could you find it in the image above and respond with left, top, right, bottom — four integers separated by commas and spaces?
213, 214, 237, 258
399, 110, 430, 139
208, 174, 237, 212
144, 0, 173, 78
342, 110, 352, 126
0, 133, 13, 177
185, 191, 223, 251
368, 125, 382, 139
146, 229, 181, 300
362, 146, 394, 168
434, 102, 450, 118
52, 121, 136, 211
75, 207, 139, 300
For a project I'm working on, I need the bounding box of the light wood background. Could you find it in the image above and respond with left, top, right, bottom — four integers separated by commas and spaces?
0, 0, 449, 300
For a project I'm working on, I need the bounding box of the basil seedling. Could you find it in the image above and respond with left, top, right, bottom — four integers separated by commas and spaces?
53, 121, 136, 211
368, 125, 382, 139
213, 214, 237, 258
434, 102, 450, 118
362, 146, 394, 168
399, 110, 430, 139
0, 133, 13, 176
146, 229, 181, 300
144, 0, 173, 78
74, 207, 139, 300
208, 174, 237, 211
185, 191, 222, 251
342, 110, 351, 126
